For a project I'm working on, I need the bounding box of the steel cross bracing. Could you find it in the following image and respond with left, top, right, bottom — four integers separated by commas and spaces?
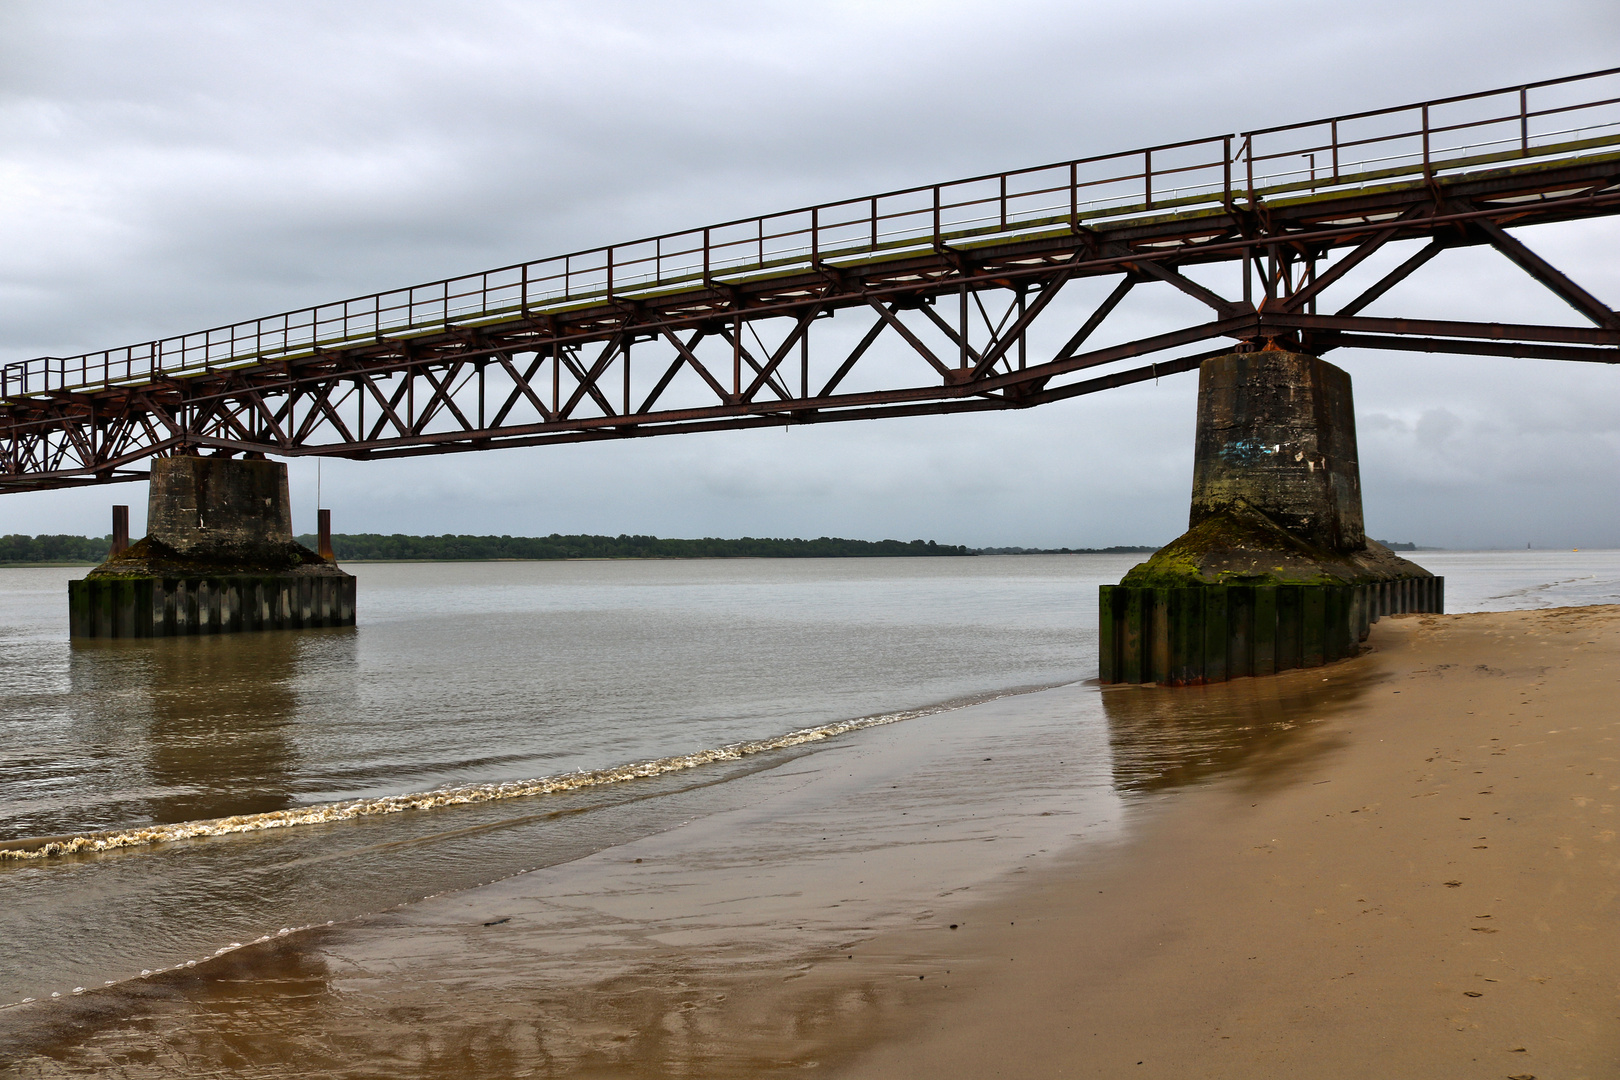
5, 68, 1620, 492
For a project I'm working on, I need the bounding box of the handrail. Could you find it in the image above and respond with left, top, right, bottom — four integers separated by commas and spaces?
5, 67, 1620, 401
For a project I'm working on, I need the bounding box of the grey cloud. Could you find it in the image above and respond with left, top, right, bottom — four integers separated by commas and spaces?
3, 0, 1619, 547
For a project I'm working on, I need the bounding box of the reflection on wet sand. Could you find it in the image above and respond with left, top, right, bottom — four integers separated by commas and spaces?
1102, 660, 1377, 796
2, 925, 914, 1079
0, 665, 1386, 1079
1, 937, 337, 1075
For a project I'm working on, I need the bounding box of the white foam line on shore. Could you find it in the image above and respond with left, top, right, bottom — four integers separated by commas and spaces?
0, 920, 340, 1012
0, 701, 979, 862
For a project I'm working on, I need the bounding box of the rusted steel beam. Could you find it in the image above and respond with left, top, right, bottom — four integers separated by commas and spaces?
1313, 333, 1620, 364
1332, 239, 1447, 317
1263, 312, 1620, 347
1471, 217, 1620, 329
5, 70, 1620, 489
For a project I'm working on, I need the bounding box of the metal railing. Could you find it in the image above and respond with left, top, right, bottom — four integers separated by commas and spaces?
6, 66, 1619, 401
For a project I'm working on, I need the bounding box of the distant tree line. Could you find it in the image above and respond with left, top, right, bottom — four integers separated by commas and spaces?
974, 545, 1158, 555
0, 534, 112, 564
0, 532, 1170, 564
294, 533, 976, 561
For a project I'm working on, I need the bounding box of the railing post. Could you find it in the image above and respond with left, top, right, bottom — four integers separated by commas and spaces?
1144, 148, 1153, 209
811, 206, 818, 265
1331, 119, 1339, 181
870, 196, 878, 248
1069, 161, 1078, 233
1245, 135, 1255, 205
606, 246, 614, 299
932, 184, 941, 248
111, 505, 129, 557
1222, 136, 1231, 203
1520, 86, 1529, 156
703, 227, 710, 282
317, 508, 333, 562
999, 174, 1007, 230
1422, 103, 1431, 178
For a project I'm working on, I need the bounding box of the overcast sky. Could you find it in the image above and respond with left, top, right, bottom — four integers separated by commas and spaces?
3, 1, 1617, 549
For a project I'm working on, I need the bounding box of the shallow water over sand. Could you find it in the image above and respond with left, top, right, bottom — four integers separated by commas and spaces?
0, 555, 1121, 1006
0, 550, 1616, 1073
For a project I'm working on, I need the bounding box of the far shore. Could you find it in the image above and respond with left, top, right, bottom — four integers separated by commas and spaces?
1, 550, 1155, 568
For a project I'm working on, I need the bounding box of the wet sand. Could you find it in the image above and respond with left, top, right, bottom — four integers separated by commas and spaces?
839, 605, 1620, 1079
4, 606, 1616, 1077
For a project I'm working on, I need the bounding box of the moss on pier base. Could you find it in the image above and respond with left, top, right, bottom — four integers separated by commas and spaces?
88, 536, 333, 579
1101, 350, 1441, 685
70, 455, 355, 638
1119, 504, 1432, 590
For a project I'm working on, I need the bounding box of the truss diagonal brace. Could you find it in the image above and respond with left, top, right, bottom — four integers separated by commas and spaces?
918, 303, 985, 369
656, 328, 730, 404
492, 353, 556, 426
1333, 239, 1446, 317
1122, 254, 1246, 319
559, 336, 622, 419
863, 296, 952, 378
1053, 275, 1136, 361
970, 265, 1076, 378
741, 306, 820, 402
817, 315, 889, 398
1280, 210, 1422, 313
1473, 218, 1620, 330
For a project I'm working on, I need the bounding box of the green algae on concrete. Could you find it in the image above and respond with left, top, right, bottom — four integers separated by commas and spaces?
70, 454, 354, 638
1119, 504, 1431, 590
1100, 349, 1440, 685
88, 535, 331, 578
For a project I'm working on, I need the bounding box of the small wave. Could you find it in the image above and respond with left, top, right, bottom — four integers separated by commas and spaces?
0, 702, 965, 861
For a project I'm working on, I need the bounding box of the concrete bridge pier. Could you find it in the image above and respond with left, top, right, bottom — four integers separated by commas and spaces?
69, 455, 354, 638
1100, 348, 1442, 685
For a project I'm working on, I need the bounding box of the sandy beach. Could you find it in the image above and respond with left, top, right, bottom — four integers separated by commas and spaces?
4, 604, 1616, 1078
836, 605, 1620, 1079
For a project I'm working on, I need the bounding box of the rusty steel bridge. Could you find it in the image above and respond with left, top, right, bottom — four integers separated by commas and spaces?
4, 68, 1620, 494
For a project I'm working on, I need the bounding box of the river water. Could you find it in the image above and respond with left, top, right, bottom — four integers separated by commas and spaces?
0, 550, 1615, 1071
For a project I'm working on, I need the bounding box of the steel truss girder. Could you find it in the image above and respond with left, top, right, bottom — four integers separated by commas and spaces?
4, 161, 1619, 492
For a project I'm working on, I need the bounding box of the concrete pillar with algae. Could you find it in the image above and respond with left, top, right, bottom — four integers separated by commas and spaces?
1099, 348, 1441, 685
69, 454, 355, 638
